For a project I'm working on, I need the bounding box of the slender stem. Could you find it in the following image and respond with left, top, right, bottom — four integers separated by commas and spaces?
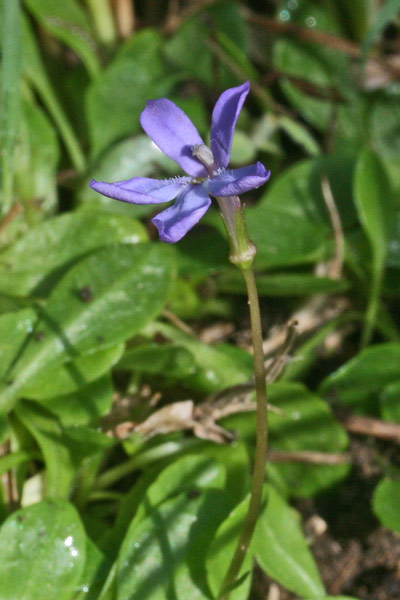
85, 0, 117, 46
217, 267, 268, 600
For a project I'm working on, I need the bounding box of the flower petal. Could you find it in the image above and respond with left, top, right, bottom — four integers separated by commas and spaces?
207, 162, 271, 197
210, 81, 250, 169
90, 176, 191, 204
140, 99, 207, 177
152, 184, 211, 243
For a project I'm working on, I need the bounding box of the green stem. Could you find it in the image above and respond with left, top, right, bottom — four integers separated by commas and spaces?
85, 0, 117, 46
217, 267, 268, 600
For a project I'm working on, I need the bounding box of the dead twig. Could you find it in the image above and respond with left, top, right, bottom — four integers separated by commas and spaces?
162, 308, 196, 337
111, 0, 135, 38
163, 0, 220, 34
269, 449, 350, 465
0, 202, 23, 236
342, 414, 400, 445
321, 175, 345, 280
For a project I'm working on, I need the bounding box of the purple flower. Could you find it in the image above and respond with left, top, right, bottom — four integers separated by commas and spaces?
90, 82, 270, 243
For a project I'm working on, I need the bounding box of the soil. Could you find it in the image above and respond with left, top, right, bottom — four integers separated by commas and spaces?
252, 438, 400, 600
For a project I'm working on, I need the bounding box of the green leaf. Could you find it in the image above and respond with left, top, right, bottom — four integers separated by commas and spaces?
133, 454, 225, 524
24, 0, 100, 77
118, 343, 196, 379
14, 98, 60, 217
0, 210, 147, 297
0, 243, 174, 414
321, 343, 400, 414
0, 449, 36, 477
22, 15, 86, 172
145, 322, 253, 394
354, 148, 392, 345
380, 381, 400, 423
278, 115, 320, 156
245, 155, 356, 269
86, 29, 174, 157
373, 478, 400, 533
39, 374, 114, 427
0, 499, 86, 600
1, 0, 22, 215
254, 486, 325, 599
206, 494, 254, 600
74, 537, 109, 600
117, 489, 231, 600
21, 345, 123, 400
16, 401, 76, 498
0, 308, 37, 381
273, 39, 333, 131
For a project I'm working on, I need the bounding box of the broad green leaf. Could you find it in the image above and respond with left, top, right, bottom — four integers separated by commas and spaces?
0, 210, 147, 297
245, 155, 356, 269
39, 374, 114, 427
254, 486, 325, 599
0, 243, 174, 414
321, 343, 400, 413
25, 0, 100, 77
0, 308, 37, 380
0, 244, 173, 410
86, 29, 174, 157
21, 345, 123, 400
117, 489, 230, 600
380, 381, 400, 422
354, 148, 392, 345
373, 478, 400, 533
16, 401, 76, 499
133, 454, 225, 524
0, 499, 86, 600
145, 322, 253, 393
218, 271, 349, 296
206, 494, 254, 600
81, 135, 179, 216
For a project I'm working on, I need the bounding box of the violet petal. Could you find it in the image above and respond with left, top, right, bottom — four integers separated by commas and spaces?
90, 176, 191, 204
140, 99, 207, 177
210, 81, 250, 169
152, 184, 211, 243
207, 162, 271, 197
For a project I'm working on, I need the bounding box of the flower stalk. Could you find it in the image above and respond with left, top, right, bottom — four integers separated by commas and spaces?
217, 202, 268, 600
